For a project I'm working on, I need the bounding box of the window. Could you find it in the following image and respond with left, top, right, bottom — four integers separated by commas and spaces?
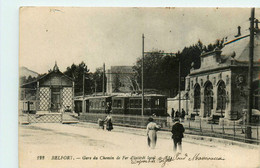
194, 84, 201, 109
155, 99, 160, 106
144, 99, 151, 108
217, 81, 226, 110
130, 99, 134, 108
117, 100, 122, 108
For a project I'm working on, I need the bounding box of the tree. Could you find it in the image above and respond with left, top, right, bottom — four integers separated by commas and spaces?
64, 62, 91, 95
89, 67, 106, 93
133, 39, 225, 97
133, 50, 179, 96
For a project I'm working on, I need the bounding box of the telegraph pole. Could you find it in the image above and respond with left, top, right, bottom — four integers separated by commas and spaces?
246, 8, 255, 139
82, 71, 85, 113
103, 63, 105, 95
142, 34, 145, 116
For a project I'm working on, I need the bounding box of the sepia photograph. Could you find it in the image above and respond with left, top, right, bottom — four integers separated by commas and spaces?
18, 7, 260, 168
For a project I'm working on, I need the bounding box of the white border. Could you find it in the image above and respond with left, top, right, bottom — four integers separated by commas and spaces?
1, 1, 260, 168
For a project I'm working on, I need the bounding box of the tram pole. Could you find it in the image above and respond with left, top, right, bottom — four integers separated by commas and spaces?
178, 58, 181, 114
142, 34, 145, 116
246, 7, 255, 140
82, 70, 85, 113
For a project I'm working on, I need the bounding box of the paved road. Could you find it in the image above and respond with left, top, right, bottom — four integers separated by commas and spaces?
19, 123, 260, 168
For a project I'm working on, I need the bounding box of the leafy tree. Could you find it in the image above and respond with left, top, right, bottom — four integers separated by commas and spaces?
89, 67, 106, 93
64, 62, 91, 95
133, 39, 225, 97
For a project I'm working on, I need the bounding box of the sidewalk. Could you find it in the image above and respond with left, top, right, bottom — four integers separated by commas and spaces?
72, 121, 259, 149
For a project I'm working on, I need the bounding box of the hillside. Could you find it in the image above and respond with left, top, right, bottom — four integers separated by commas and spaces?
19, 66, 39, 78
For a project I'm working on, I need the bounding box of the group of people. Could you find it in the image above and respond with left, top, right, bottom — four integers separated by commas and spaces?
146, 117, 185, 152
171, 108, 186, 121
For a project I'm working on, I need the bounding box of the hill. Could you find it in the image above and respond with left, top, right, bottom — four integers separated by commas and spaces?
19, 66, 38, 78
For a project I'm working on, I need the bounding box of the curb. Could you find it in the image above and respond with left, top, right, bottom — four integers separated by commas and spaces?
76, 122, 259, 149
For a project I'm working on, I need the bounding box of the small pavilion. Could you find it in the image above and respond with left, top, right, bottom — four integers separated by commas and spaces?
20, 63, 74, 113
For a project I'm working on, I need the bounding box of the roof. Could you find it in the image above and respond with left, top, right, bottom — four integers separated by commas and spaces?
221, 31, 260, 63
168, 91, 188, 100
20, 63, 74, 88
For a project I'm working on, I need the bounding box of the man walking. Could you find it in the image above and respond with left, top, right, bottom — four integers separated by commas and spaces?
171, 118, 185, 153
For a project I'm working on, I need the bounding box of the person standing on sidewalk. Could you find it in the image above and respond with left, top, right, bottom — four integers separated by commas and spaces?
171, 118, 185, 153
104, 114, 113, 131
171, 108, 175, 119
146, 117, 160, 149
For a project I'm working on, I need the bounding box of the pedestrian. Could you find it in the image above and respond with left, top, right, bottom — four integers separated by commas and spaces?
105, 102, 111, 114
171, 108, 175, 119
175, 110, 180, 118
171, 118, 185, 153
181, 108, 186, 122
166, 113, 171, 127
146, 117, 160, 149
104, 114, 113, 131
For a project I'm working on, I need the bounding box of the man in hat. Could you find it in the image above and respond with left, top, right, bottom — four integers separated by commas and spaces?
171, 118, 185, 153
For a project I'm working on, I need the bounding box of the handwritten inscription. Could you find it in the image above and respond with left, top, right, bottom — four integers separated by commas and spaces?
37, 153, 225, 167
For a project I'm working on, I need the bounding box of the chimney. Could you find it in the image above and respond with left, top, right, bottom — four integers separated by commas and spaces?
234, 26, 241, 37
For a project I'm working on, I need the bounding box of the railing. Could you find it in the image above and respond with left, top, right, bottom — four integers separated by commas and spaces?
80, 113, 260, 144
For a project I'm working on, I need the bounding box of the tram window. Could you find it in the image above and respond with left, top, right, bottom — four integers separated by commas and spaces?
145, 99, 151, 107
155, 99, 160, 106
117, 100, 122, 108
130, 99, 134, 108
102, 101, 105, 107
113, 100, 116, 107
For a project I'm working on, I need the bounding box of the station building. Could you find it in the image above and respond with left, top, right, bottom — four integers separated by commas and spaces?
20, 63, 74, 113
185, 28, 260, 122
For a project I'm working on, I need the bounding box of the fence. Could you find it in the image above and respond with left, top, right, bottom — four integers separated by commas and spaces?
80, 113, 260, 144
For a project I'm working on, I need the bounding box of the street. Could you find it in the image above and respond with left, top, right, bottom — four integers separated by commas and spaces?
19, 123, 260, 168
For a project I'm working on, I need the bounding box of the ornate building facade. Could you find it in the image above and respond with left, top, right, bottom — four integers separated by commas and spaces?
186, 30, 260, 121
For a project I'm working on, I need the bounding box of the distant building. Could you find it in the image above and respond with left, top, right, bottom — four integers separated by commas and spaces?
106, 66, 137, 94
185, 27, 260, 122
20, 63, 74, 113
167, 91, 189, 115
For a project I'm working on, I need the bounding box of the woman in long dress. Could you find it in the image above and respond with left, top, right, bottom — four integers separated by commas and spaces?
104, 115, 113, 131
146, 117, 160, 149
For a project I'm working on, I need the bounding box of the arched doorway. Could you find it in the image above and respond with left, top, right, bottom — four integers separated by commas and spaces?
204, 81, 213, 117
217, 81, 226, 117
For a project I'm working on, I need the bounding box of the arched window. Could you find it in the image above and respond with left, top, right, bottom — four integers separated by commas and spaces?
217, 81, 226, 111
194, 84, 201, 110
204, 81, 213, 117
253, 80, 260, 110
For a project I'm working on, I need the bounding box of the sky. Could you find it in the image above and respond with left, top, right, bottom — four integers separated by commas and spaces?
19, 7, 260, 74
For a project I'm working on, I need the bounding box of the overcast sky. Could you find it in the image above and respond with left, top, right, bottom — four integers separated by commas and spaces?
19, 7, 260, 74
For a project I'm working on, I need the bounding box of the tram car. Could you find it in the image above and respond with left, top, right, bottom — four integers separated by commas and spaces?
112, 94, 167, 116
74, 94, 167, 116
88, 96, 112, 113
